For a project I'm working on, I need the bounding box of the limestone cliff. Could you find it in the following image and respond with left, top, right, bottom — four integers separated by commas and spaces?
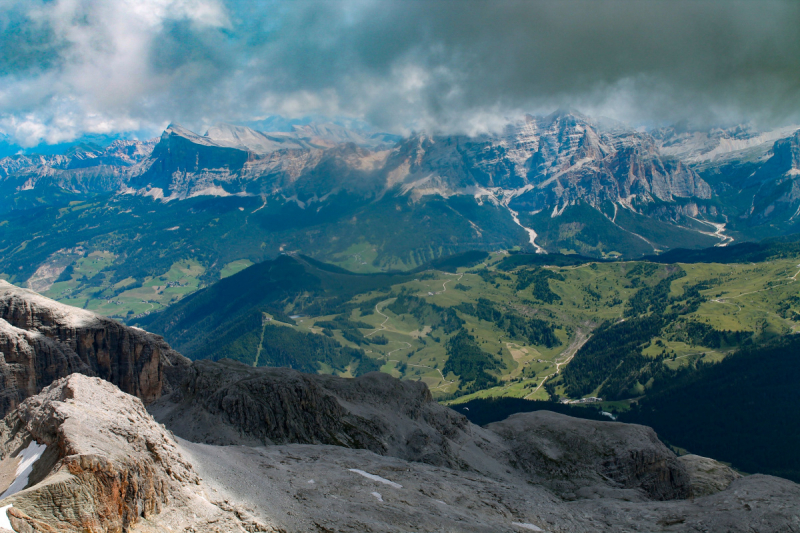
0, 281, 190, 418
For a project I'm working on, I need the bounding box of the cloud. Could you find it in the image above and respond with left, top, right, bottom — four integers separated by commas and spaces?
1, 0, 799, 146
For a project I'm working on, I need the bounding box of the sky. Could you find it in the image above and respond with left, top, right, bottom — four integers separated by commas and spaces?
0, 0, 799, 148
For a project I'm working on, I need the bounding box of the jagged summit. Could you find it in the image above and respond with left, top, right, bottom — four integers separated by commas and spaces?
2, 111, 799, 262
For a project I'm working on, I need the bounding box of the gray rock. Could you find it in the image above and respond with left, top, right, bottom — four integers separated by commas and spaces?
487, 410, 691, 501
149, 360, 486, 470
0, 374, 279, 533
153, 360, 694, 503
678, 454, 742, 497
2, 372, 799, 533
181, 439, 800, 533
0, 281, 191, 418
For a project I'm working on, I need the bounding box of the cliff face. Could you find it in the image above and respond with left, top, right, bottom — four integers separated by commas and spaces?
0, 281, 189, 418
150, 358, 692, 500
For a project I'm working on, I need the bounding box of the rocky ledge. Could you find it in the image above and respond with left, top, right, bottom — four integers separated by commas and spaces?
0, 281, 190, 418
0, 374, 275, 532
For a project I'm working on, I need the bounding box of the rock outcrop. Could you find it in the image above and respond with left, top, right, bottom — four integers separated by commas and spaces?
0, 375, 194, 532
678, 454, 742, 497
487, 410, 691, 500
151, 359, 692, 500
0, 374, 277, 533
149, 359, 477, 468
0, 281, 190, 418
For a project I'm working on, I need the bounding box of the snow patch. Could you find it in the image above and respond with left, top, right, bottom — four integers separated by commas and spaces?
348, 469, 402, 489
165, 226, 180, 231
0, 505, 13, 531
371, 491, 383, 502
0, 440, 47, 501
512, 522, 544, 531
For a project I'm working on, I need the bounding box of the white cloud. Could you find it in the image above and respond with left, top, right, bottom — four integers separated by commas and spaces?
1, 0, 799, 147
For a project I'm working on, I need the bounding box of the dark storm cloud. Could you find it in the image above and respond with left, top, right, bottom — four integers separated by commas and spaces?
1, 0, 798, 145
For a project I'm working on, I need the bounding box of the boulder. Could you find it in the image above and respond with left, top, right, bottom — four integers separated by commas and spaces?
0, 375, 195, 532
678, 454, 742, 497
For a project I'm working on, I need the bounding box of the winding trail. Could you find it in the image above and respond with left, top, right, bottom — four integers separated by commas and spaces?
408, 363, 453, 391
366, 301, 393, 337
435, 272, 463, 294
386, 341, 412, 357
712, 264, 800, 304
253, 313, 269, 367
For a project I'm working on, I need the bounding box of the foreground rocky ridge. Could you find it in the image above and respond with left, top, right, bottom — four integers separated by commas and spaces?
1, 370, 798, 532
0, 375, 273, 532
150, 359, 693, 501
0, 281, 189, 418
0, 284, 798, 531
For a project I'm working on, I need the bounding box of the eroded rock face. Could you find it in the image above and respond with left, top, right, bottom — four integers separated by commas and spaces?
151, 359, 695, 503
0, 281, 190, 417
678, 454, 742, 497
0, 375, 196, 532
149, 359, 474, 468
0, 371, 798, 533
487, 410, 692, 500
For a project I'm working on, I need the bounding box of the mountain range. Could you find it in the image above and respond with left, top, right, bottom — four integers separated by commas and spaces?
1, 112, 799, 294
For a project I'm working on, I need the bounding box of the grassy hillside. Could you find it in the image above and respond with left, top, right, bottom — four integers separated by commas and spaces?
137, 239, 800, 405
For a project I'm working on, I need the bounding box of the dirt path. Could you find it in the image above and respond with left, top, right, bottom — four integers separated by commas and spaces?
386, 341, 412, 357
366, 300, 393, 337
435, 272, 463, 294
408, 363, 453, 391
712, 265, 800, 303
253, 314, 269, 367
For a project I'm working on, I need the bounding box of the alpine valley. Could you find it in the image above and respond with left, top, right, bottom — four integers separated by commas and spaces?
2, 112, 800, 321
